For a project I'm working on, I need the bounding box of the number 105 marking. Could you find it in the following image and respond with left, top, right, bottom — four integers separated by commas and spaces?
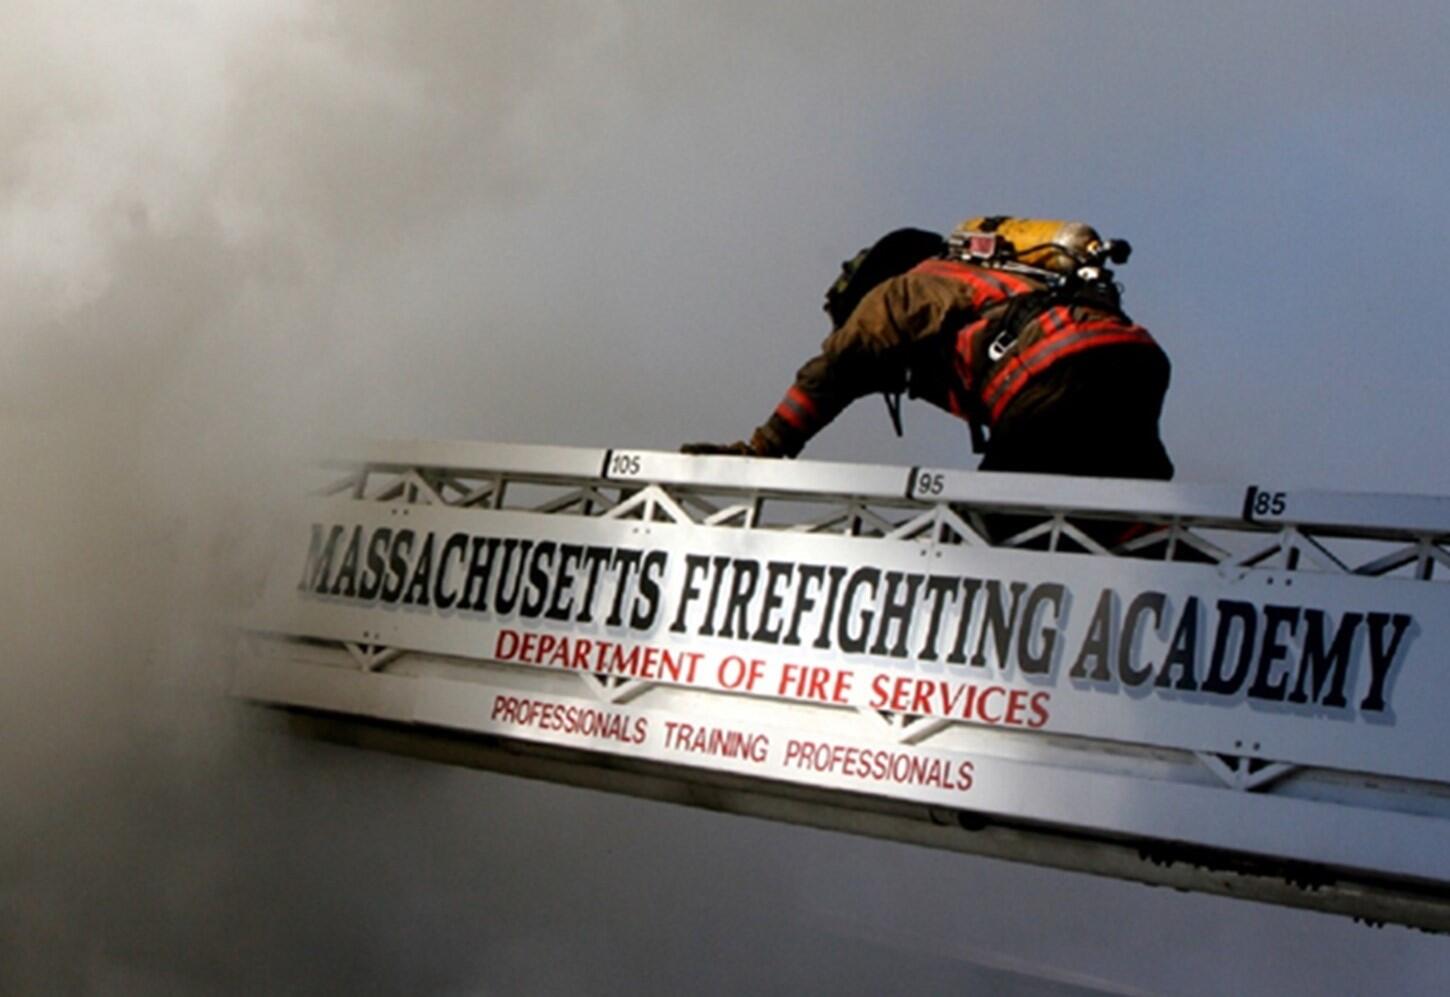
609, 452, 643, 477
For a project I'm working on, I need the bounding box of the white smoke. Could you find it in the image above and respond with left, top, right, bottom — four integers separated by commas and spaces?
4, 2, 1450, 993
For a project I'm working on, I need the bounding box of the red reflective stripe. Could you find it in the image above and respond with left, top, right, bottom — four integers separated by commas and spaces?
1014, 319, 1150, 376
787, 386, 818, 418
981, 318, 1149, 403
971, 266, 1035, 297
945, 388, 965, 418
774, 387, 819, 431
987, 328, 1156, 422
1038, 305, 1069, 337
774, 402, 806, 430
911, 259, 1030, 308
954, 318, 990, 387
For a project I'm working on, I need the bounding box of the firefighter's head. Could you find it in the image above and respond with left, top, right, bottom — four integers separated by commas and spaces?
951, 216, 1109, 275
823, 227, 945, 328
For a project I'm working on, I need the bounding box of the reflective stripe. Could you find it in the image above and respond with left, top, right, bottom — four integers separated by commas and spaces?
953, 317, 991, 392
982, 322, 1155, 422
911, 259, 1033, 309
914, 260, 1153, 426
775, 386, 819, 430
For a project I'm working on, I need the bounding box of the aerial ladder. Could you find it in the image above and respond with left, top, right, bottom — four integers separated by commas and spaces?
236, 440, 1450, 930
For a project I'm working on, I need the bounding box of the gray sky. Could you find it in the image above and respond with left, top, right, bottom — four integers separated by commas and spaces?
4, 2, 1450, 993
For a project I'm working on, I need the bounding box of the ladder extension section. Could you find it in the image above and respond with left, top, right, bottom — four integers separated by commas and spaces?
237, 441, 1450, 929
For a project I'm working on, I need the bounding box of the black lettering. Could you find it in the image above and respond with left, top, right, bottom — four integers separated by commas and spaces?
1247, 604, 1299, 701
298, 523, 344, 593
869, 571, 924, 659
329, 526, 364, 598
837, 567, 880, 654
521, 541, 557, 618
1118, 591, 1166, 687
1018, 583, 1066, 676
670, 554, 711, 633
916, 576, 961, 662
752, 561, 795, 644
493, 539, 530, 614
629, 550, 669, 630
461, 536, 498, 611
784, 564, 826, 646
433, 531, 470, 610
576, 546, 614, 624
1070, 589, 1117, 682
945, 578, 984, 665
699, 555, 731, 637
1155, 596, 1200, 691
971, 581, 1027, 669
812, 566, 849, 650
382, 529, 414, 602
1202, 600, 1258, 696
1288, 609, 1360, 709
358, 528, 392, 601
1361, 612, 1412, 712
718, 559, 761, 639
546, 543, 583, 621
403, 533, 436, 606
606, 549, 644, 626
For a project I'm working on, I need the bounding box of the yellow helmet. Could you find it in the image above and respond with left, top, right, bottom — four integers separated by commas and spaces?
952, 216, 1106, 274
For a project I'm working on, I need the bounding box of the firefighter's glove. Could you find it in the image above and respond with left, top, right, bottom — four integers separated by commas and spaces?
680, 440, 757, 457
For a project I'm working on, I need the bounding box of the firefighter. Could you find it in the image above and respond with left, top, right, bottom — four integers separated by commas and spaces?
682, 217, 1174, 481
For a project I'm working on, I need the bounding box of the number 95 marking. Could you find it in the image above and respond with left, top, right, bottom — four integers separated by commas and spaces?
914, 471, 946, 498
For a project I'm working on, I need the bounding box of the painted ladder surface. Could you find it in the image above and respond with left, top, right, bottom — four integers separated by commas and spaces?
237, 441, 1450, 930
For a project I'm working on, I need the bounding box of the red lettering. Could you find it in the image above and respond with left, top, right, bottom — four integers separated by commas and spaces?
868, 674, 892, 709
549, 638, 571, 667
977, 686, 1006, 725
719, 655, 751, 689
1028, 691, 1051, 729
1005, 688, 1029, 726
778, 663, 849, 704
960, 683, 977, 719
939, 682, 967, 717
956, 761, 975, 791
776, 663, 801, 696
807, 668, 829, 702
491, 695, 518, 721
890, 676, 912, 713
572, 639, 592, 670
910, 679, 934, 715
494, 629, 520, 660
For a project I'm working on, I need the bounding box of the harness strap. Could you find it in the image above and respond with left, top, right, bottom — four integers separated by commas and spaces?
981, 314, 1156, 422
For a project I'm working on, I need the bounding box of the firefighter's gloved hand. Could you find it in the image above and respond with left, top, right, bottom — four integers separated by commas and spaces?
680, 440, 756, 456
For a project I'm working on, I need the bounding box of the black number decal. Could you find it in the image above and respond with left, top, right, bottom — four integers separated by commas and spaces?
1253, 490, 1287, 517
916, 472, 946, 497
610, 453, 642, 477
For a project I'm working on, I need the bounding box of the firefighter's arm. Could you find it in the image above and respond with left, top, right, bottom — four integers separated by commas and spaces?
736, 275, 958, 458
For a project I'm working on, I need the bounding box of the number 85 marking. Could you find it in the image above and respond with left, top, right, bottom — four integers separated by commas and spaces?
1245, 486, 1287, 519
